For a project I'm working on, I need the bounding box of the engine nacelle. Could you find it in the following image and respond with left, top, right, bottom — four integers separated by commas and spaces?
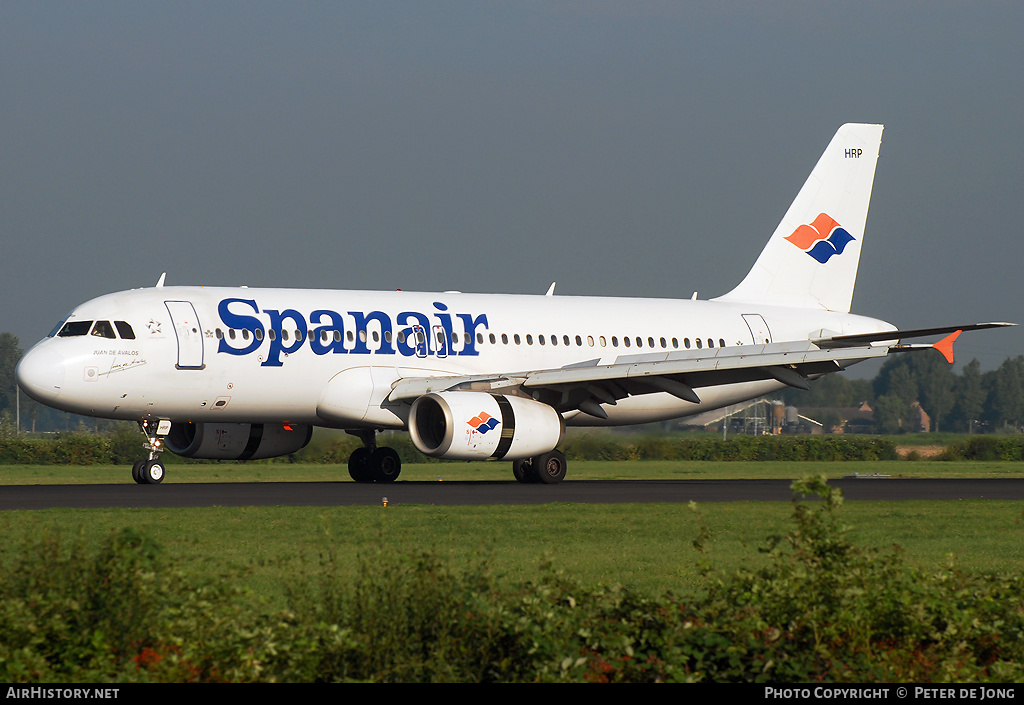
166, 422, 313, 460
409, 391, 564, 460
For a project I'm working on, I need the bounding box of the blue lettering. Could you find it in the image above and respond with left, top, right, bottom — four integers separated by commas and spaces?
456, 313, 489, 356
349, 310, 395, 355
309, 309, 347, 355
263, 309, 308, 367
217, 299, 264, 356
214, 298, 489, 364
395, 311, 431, 357
433, 302, 454, 354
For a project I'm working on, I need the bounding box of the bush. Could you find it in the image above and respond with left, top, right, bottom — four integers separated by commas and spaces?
682, 477, 1024, 681
564, 435, 901, 462
940, 436, 1024, 461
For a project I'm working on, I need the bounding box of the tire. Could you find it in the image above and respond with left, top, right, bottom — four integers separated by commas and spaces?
512, 458, 538, 483
131, 460, 146, 484
533, 450, 567, 484
348, 447, 374, 482
371, 447, 402, 483
141, 459, 165, 484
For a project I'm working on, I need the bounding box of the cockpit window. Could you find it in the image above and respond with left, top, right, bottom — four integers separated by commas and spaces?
58, 321, 93, 337
48, 317, 69, 337
114, 321, 136, 339
91, 321, 116, 339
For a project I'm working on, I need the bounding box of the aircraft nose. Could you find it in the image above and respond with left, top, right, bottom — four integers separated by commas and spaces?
16, 344, 66, 405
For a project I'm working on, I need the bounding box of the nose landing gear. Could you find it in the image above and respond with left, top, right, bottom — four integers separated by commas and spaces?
132, 417, 170, 485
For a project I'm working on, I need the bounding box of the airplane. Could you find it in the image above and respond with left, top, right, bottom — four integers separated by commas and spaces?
15, 123, 1013, 485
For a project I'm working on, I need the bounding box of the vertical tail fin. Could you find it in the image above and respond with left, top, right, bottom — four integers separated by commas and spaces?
714, 123, 884, 313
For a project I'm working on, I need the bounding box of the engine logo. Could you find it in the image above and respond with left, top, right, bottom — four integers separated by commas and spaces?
467, 412, 499, 434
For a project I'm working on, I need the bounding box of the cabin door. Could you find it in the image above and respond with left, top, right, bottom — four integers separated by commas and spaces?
165, 301, 205, 369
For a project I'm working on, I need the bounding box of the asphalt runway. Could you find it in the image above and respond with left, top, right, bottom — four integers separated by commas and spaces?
2, 478, 1024, 511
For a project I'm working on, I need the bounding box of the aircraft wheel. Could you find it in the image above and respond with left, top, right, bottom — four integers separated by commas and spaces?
533, 450, 567, 484
348, 447, 374, 482
141, 459, 165, 485
512, 458, 538, 483
371, 447, 402, 483
131, 460, 146, 484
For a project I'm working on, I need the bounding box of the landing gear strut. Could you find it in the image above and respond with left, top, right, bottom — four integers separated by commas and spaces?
133, 417, 170, 485
347, 430, 402, 483
512, 449, 567, 484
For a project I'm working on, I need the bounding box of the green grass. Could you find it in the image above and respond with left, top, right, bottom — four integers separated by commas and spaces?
3, 458, 1024, 484
3, 459, 1023, 612
3, 498, 1023, 610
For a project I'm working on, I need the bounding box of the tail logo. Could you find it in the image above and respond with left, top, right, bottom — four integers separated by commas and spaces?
784, 213, 855, 264
467, 412, 499, 434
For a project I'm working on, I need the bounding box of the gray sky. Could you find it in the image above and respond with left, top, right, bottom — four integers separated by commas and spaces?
2, 1, 1022, 378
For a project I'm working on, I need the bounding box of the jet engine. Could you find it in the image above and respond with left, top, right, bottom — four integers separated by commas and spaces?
408, 391, 564, 460
165, 421, 313, 460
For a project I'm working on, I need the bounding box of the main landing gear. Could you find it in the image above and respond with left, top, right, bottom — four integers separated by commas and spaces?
511, 449, 567, 484
132, 417, 170, 485
347, 430, 402, 483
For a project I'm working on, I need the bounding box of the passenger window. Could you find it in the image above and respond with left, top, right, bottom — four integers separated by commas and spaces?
91, 321, 116, 339
684, 338, 690, 349
526, 334, 533, 345
696, 339, 702, 349
58, 321, 93, 337
719, 338, 726, 348
114, 321, 136, 339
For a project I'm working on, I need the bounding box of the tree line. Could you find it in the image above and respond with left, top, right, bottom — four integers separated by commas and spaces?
777, 352, 1024, 434
2, 330, 1023, 435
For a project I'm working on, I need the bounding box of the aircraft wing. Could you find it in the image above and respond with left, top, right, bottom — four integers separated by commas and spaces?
387, 322, 1015, 419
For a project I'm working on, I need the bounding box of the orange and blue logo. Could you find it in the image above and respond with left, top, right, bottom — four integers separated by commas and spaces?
467, 412, 499, 434
785, 213, 854, 264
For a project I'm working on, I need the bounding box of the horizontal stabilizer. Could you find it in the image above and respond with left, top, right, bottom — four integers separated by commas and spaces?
816, 322, 1016, 348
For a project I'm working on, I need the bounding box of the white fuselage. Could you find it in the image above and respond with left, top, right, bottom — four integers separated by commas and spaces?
17, 285, 892, 429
